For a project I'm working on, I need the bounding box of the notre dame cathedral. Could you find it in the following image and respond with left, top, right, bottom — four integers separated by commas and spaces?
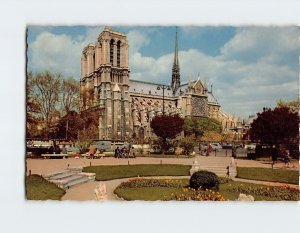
80, 26, 240, 140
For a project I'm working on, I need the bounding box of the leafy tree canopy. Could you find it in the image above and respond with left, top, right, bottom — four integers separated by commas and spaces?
250, 106, 299, 145
184, 117, 222, 137
150, 115, 184, 153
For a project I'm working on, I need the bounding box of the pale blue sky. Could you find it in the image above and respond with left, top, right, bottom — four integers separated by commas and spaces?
27, 26, 299, 118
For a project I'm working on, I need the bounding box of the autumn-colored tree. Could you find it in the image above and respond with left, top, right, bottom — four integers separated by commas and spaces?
150, 115, 184, 154
61, 77, 80, 114
277, 99, 299, 113
78, 109, 100, 141
27, 71, 61, 139
26, 72, 42, 138
201, 131, 223, 143
250, 107, 299, 145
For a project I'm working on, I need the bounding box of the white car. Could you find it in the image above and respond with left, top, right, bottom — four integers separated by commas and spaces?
209, 143, 222, 151
244, 144, 256, 150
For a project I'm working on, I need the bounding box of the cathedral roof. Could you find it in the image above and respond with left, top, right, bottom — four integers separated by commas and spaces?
207, 91, 219, 105
129, 80, 174, 97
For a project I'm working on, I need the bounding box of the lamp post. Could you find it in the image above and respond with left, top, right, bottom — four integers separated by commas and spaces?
157, 85, 171, 115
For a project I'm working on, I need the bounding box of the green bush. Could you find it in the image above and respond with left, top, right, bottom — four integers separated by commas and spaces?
190, 170, 219, 190
179, 137, 196, 155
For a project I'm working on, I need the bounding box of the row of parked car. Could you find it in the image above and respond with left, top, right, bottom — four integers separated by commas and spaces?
201, 142, 257, 152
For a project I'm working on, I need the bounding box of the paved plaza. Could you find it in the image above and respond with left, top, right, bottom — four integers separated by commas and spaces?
26, 155, 299, 176
26, 154, 299, 201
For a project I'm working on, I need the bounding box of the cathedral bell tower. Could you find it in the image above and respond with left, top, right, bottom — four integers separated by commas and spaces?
171, 27, 180, 96
80, 27, 130, 140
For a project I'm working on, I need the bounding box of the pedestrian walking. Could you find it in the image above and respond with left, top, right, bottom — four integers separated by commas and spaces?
114, 147, 120, 158
284, 150, 293, 168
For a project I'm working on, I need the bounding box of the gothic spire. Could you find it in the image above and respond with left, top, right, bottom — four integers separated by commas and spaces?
174, 27, 179, 67
171, 27, 180, 96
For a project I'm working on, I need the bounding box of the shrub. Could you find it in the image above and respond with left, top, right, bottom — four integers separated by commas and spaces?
190, 170, 219, 190
179, 137, 196, 155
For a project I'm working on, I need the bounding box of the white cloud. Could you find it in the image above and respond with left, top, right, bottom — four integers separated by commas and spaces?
28, 26, 298, 118
127, 27, 298, 118
28, 27, 104, 78
127, 30, 150, 55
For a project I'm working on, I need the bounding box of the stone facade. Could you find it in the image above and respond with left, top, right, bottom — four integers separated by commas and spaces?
80, 27, 240, 141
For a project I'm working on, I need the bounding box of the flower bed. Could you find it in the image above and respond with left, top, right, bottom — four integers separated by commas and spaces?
114, 178, 299, 201
118, 178, 183, 189
230, 184, 299, 201
170, 188, 225, 201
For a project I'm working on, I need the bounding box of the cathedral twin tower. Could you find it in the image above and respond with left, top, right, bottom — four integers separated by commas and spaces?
80, 26, 131, 140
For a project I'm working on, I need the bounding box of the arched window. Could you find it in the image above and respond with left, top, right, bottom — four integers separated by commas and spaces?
110, 39, 114, 65
117, 41, 121, 67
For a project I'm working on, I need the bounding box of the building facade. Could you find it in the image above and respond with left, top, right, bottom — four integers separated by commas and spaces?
80, 27, 240, 140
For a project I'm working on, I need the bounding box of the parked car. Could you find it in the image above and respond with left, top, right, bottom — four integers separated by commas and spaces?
244, 144, 256, 150
209, 143, 222, 151
222, 143, 232, 149
67, 147, 81, 157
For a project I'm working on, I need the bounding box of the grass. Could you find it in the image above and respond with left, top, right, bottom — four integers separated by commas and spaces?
82, 164, 191, 181
237, 167, 299, 185
114, 178, 299, 201
26, 175, 66, 200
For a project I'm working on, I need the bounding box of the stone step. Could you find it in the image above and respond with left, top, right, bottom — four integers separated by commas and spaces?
49, 171, 77, 180
43, 170, 69, 179
49, 174, 90, 189
42, 167, 96, 190
63, 176, 90, 189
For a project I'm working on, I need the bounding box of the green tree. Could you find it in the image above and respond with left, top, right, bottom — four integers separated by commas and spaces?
179, 137, 196, 155
250, 107, 299, 145
184, 117, 222, 137
54, 111, 83, 141
150, 115, 184, 154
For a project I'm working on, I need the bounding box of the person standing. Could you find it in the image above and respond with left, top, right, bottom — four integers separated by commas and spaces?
129, 146, 136, 158
114, 147, 120, 158
61, 145, 67, 154
207, 144, 212, 156
284, 150, 293, 168
271, 145, 278, 168
89, 146, 95, 159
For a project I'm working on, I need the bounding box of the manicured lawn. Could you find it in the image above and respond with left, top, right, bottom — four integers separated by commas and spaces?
237, 167, 299, 184
82, 164, 191, 181
114, 178, 299, 201
26, 175, 66, 200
